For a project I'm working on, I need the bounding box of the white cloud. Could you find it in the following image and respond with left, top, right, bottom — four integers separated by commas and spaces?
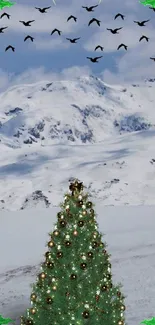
33, 37, 69, 50
0, 65, 92, 92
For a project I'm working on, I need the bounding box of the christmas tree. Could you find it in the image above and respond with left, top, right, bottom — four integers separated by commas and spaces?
20, 178, 126, 325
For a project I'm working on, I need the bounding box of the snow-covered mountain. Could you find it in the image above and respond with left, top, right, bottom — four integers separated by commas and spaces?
0, 75, 155, 210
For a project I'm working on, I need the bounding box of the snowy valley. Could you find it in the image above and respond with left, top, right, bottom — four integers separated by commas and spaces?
0, 75, 155, 210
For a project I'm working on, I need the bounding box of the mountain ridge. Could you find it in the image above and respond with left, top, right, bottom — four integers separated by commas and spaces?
0, 75, 155, 210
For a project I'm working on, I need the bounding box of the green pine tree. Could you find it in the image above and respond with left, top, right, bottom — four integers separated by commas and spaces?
20, 178, 126, 325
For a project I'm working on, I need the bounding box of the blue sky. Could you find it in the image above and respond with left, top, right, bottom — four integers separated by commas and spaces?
0, 0, 155, 90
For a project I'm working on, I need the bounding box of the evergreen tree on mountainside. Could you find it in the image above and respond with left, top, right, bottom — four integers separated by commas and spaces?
20, 179, 126, 325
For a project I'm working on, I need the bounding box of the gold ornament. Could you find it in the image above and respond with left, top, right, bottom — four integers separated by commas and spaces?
45, 251, 51, 259
120, 305, 126, 311
46, 261, 54, 268
57, 251, 63, 258
52, 285, 57, 291
78, 220, 84, 227
70, 274, 77, 280
82, 311, 89, 319
65, 241, 71, 247
46, 297, 53, 304
53, 230, 59, 236
86, 201, 92, 208
48, 240, 54, 248
101, 285, 108, 291
92, 241, 98, 248
26, 320, 33, 325
80, 262, 87, 270
39, 272, 46, 279
59, 220, 67, 227
73, 230, 78, 236
30, 293, 37, 301
30, 308, 36, 315
118, 321, 124, 325
82, 210, 87, 216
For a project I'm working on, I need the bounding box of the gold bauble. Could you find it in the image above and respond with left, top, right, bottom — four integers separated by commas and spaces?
82, 210, 87, 216
45, 251, 51, 259
30, 293, 37, 301
30, 308, 36, 314
52, 285, 57, 291
73, 230, 78, 236
40, 272, 46, 279
53, 230, 59, 236
118, 321, 124, 325
120, 305, 126, 311
48, 240, 54, 248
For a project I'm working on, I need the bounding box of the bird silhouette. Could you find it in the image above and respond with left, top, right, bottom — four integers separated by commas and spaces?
66, 37, 80, 43
82, 5, 98, 12
88, 18, 100, 26
19, 20, 35, 26
150, 57, 155, 61
5, 45, 15, 52
107, 27, 122, 34
51, 28, 62, 35
87, 56, 102, 62
117, 43, 128, 50
35, 6, 51, 13
0, 26, 8, 33
24, 35, 34, 42
139, 35, 149, 42
95, 45, 104, 51
133, 20, 149, 26
114, 13, 125, 20
0, 12, 10, 19
149, 6, 155, 11
67, 15, 77, 22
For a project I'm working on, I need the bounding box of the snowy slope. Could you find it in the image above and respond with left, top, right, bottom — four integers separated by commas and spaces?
0, 75, 155, 210
0, 206, 155, 325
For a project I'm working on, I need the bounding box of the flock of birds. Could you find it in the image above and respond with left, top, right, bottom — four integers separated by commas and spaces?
0, 4, 155, 62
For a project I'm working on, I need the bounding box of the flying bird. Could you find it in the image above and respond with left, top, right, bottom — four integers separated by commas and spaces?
87, 56, 102, 62
82, 5, 98, 12
35, 6, 51, 13
24, 35, 34, 42
0, 12, 10, 19
95, 45, 104, 51
5, 45, 15, 52
0, 26, 8, 33
117, 43, 128, 50
150, 57, 155, 61
51, 28, 62, 35
107, 27, 122, 34
114, 13, 125, 20
67, 15, 77, 22
139, 35, 149, 42
66, 37, 80, 43
88, 18, 100, 26
133, 20, 149, 26
19, 20, 35, 26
